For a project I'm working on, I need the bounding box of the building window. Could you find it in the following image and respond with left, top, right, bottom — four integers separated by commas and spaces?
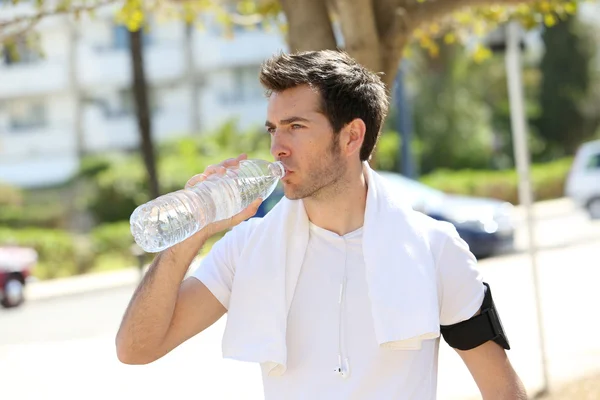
219, 66, 263, 105
99, 88, 160, 118
2, 39, 41, 66
7, 100, 47, 132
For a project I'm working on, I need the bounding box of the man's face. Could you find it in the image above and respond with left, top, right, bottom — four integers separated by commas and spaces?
266, 85, 347, 200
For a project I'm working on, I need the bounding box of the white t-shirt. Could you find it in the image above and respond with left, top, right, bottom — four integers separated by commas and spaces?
193, 216, 484, 400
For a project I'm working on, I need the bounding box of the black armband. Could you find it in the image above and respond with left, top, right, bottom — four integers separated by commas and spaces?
440, 282, 510, 351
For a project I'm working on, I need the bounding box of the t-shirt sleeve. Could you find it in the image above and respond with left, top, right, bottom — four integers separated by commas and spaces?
190, 221, 253, 310
434, 221, 485, 326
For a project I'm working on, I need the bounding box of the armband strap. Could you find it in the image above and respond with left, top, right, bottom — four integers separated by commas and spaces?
440, 282, 510, 351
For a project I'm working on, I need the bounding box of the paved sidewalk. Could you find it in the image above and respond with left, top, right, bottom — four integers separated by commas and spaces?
512, 197, 577, 221
26, 267, 143, 302
26, 258, 203, 302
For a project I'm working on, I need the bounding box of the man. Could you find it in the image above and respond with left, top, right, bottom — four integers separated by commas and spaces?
116, 50, 526, 399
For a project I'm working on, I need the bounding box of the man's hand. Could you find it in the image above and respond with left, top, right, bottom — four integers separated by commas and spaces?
184, 153, 263, 238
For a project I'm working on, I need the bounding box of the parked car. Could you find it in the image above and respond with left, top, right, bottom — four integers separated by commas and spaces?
378, 172, 515, 258
0, 245, 37, 308
565, 139, 600, 219
256, 171, 515, 259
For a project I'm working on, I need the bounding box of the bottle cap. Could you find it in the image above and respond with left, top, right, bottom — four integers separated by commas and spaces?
269, 161, 286, 179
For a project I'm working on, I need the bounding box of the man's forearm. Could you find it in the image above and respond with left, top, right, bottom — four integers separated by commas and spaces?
457, 341, 528, 400
115, 233, 207, 362
478, 356, 527, 400
481, 375, 527, 400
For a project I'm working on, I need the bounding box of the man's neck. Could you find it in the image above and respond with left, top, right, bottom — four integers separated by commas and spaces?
302, 164, 368, 236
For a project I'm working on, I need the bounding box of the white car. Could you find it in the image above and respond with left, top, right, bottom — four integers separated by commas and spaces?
565, 139, 600, 219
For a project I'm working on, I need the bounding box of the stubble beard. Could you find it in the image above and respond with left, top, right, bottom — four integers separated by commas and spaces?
284, 137, 347, 201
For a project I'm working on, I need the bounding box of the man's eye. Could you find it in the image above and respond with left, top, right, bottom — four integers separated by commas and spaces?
291, 124, 303, 129
266, 127, 276, 134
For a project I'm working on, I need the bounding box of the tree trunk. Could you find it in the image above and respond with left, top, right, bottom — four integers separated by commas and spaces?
336, 0, 382, 73
281, 0, 529, 167
185, 22, 201, 134
67, 20, 94, 233
281, 0, 412, 167
279, 0, 337, 52
129, 29, 160, 199
68, 21, 84, 160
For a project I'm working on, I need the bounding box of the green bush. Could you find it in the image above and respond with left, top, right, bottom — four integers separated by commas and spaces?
0, 183, 23, 206
0, 223, 142, 280
420, 157, 572, 204
89, 221, 141, 271
90, 221, 135, 257
374, 130, 400, 172
80, 121, 273, 225
0, 228, 93, 280
89, 158, 148, 223
0, 204, 67, 229
0, 182, 69, 229
76, 154, 113, 179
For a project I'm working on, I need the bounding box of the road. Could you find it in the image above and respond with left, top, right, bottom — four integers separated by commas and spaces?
1, 202, 599, 400
0, 285, 266, 400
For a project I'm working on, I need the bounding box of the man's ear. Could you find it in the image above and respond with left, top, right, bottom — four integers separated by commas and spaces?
341, 118, 366, 157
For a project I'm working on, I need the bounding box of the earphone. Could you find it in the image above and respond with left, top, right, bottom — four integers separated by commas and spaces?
334, 356, 350, 378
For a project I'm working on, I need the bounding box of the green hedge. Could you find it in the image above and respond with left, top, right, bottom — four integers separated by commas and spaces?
0, 182, 68, 229
0, 183, 23, 206
420, 157, 572, 204
90, 221, 136, 258
0, 228, 84, 280
0, 222, 139, 280
80, 123, 272, 225
0, 204, 67, 229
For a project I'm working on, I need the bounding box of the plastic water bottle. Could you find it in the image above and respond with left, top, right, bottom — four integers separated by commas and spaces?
130, 159, 285, 253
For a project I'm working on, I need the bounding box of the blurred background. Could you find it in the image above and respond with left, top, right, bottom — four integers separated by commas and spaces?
0, 0, 599, 399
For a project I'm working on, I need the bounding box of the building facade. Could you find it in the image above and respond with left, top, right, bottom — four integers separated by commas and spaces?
0, 4, 287, 188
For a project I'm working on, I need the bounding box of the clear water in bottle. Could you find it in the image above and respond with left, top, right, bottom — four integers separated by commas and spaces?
130, 159, 285, 253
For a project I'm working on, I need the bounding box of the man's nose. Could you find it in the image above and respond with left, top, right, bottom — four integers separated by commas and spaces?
270, 136, 290, 159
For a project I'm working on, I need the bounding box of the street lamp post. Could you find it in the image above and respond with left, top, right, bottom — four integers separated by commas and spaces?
505, 20, 550, 396
395, 61, 416, 179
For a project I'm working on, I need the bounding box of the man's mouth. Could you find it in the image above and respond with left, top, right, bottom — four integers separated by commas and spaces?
279, 163, 293, 177
281, 168, 295, 181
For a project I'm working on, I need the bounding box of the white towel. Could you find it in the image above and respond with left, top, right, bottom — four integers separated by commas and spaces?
221, 162, 441, 376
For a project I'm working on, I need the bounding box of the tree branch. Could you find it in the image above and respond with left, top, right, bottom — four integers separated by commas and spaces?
405, 0, 538, 29
372, 0, 539, 86
0, 15, 42, 43
279, 0, 337, 52
0, 0, 118, 42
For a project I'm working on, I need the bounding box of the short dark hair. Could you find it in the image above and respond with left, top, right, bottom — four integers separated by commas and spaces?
259, 50, 389, 162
